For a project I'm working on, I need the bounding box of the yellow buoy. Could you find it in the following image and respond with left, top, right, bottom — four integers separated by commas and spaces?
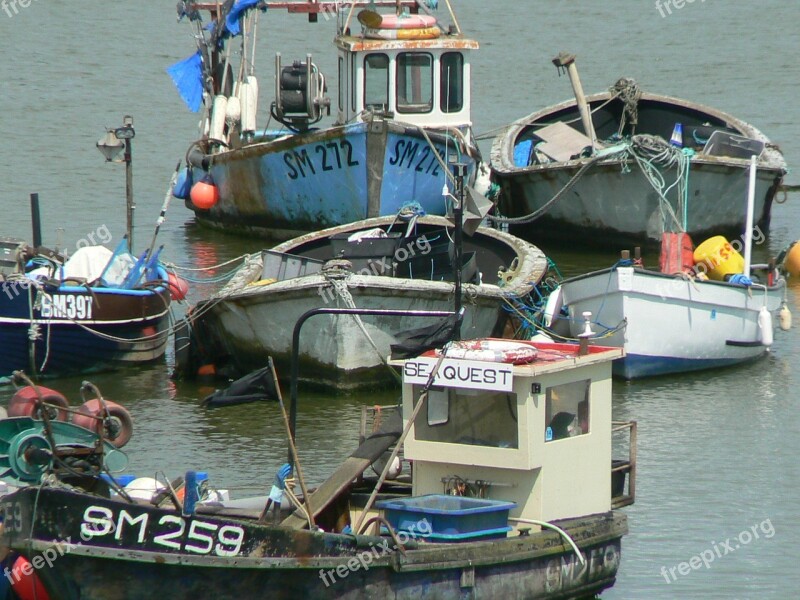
782, 241, 800, 278
693, 236, 744, 281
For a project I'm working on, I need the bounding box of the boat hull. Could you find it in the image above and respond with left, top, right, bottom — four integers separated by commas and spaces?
494, 157, 782, 246
0, 486, 627, 600
0, 283, 170, 379
184, 216, 547, 390
192, 276, 509, 390
558, 267, 785, 378
190, 121, 477, 240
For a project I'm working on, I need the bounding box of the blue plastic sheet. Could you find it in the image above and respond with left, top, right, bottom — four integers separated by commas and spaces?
166, 51, 204, 113
225, 0, 262, 36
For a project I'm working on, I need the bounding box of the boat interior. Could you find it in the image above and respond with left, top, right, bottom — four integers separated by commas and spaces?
263, 218, 520, 287
514, 95, 758, 167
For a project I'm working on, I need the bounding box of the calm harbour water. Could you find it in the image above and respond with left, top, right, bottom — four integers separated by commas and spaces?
1, 2, 799, 598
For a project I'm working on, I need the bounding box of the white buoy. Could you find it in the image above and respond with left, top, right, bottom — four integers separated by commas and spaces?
209, 95, 228, 145
758, 306, 774, 346
240, 75, 258, 134
225, 94, 241, 126
779, 302, 792, 331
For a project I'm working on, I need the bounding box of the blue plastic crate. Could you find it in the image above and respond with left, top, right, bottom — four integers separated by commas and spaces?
377, 495, 515, 539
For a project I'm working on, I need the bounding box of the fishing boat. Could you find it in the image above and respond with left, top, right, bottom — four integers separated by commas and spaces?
0, 237, 172, 381
170, 0, 482, 240
490, 53, 787, 246
176, 213, 548, 390
0, 332, 636, 599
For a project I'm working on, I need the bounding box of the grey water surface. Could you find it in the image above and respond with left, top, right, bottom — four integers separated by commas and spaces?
1, 2, 799, 598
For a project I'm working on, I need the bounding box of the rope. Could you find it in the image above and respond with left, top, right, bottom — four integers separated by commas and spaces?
324, 270, 402, 384
623, 135, 689, 232
609, 78, 642, 135
487, 151, 618, 225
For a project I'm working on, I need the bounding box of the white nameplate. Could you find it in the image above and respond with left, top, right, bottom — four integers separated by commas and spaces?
403, 357, 514, 392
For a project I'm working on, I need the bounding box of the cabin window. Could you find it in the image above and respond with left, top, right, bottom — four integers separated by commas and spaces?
413, 386, 519, 449
440, 52, 463, 113
338, 56, 344, 112
364, 53, 389, 111
396, 53, 433, 113
544, 380, 590, 442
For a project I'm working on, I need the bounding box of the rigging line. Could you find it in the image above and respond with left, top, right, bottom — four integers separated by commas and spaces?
488, 150, 619, 225
163, 254, 249, 272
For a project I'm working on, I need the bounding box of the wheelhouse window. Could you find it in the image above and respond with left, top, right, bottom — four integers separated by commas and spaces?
440, 52, 464, 113
364, 53, 389, 111
545, 380, 590, 442
397, 53, 432, 113
338, 56, 344, 112
413, 386, 519, 449
351, 54, 357, 112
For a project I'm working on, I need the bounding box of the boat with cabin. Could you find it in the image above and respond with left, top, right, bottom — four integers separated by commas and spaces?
171, 1, 482, 240
0, 332, 635, 599
490, 53, 787, 246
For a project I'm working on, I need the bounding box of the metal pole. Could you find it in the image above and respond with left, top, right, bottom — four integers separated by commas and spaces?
125, 137, 134, 251
289, 306, 454, 463
743, 155, 757, 278
30, 193, 42, 248
453, 163, 465, 336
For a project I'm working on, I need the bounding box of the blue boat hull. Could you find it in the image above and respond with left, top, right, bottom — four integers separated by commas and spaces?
0, 282, 170, 379
190, 121, 478, 239
613, 354, 760, 379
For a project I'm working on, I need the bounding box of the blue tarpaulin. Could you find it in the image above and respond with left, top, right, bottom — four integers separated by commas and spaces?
225, 0, 262, 36
167, 51, 204, 113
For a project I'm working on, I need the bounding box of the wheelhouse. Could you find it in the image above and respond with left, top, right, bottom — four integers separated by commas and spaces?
335, 35, 478, 129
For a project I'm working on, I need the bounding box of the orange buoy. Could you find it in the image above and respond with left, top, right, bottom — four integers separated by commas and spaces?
71, 399, 133, 448
190, 176, 219, 210
783, 241, 800, 278
197, 364, 217, 378
11, 556, 51, 600
8, 386, 69, 422
167, 272, 189, 301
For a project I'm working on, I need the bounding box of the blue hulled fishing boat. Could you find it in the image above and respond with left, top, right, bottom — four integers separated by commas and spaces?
170, 0, 481, 239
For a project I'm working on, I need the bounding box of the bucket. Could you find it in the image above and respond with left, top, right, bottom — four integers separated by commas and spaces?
693, 236, 744, 281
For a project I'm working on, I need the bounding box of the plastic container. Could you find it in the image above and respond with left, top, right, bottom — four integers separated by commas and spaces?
693, 236, 744, 281
377, 494, 515, 540
659, 232, 694, 274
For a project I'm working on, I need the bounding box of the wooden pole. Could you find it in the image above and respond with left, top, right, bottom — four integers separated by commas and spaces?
269, 357, 315, 529
552, 53, 596, 149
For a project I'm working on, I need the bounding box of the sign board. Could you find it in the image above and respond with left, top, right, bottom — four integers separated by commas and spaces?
402, 357, 514, 392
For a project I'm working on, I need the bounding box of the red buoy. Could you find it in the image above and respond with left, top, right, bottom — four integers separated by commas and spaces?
71, 399, 133, 448
11, 556, 51, 600
190, 176, 219, 210
8, 386, 69, 422
167, 272, 189, 301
